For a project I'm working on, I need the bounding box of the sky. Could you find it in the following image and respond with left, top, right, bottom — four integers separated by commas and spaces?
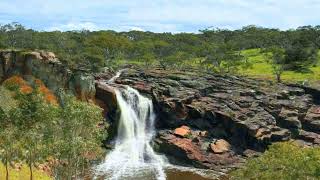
0, 0, 319, 33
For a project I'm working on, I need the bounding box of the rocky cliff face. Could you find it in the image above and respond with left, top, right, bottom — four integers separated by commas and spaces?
95, 68, 320, 173
0, 50, 95, 101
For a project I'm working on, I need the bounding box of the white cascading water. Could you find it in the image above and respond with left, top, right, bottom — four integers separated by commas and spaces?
95, 72, 166, 180
107, 69, 126, 83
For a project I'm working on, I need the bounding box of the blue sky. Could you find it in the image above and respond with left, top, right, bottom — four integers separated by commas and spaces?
0, 0, 319, 32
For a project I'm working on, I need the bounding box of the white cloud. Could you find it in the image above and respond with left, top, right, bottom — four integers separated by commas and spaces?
1, 0, 320, 32
46, 22, 99, 31
128, 26, 145, 31
120, 26, 145, 32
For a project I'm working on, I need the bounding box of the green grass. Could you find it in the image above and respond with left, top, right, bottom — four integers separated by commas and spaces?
0, 163, 52, 180
113, 48, 320, 86
239, 48, 320, 86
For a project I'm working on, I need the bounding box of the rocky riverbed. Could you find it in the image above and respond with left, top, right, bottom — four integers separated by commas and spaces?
95, 68, 320, 175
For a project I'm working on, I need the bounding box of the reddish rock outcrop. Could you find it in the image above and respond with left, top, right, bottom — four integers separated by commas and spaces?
156, 130, 241, 170
210, 139, 231, 154
174, 125, 191, 137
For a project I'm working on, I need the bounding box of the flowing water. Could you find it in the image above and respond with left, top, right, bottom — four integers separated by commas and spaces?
96, 85, 166, 180
95, 71, 220, 180
107, 69, 126, 83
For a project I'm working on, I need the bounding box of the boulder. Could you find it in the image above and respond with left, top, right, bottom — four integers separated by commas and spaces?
255, 128, 271, 140
174, 125, 191, 137
210, 139, 231, 154
155, 130, 242, 170
278, 108, 302, 129
298, 130, 320, 145
155, 131, 208, 167
302, 106, 320, 133
270, 128, 291, 141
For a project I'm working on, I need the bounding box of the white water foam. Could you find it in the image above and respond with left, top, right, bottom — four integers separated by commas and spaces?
95, 71, 166, 180
107, 69, 126, 84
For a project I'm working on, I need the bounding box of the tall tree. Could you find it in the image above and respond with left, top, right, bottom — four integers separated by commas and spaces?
266, 46, 286, 82
0, 108, 20, 180
52, 96, 106, 179
283, 42, 318, 72
198, 42, 245, 73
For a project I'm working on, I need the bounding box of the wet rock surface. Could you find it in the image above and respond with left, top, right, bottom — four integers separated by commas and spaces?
96, 68, 320, 173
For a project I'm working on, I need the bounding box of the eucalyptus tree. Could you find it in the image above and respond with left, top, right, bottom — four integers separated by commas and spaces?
0, 108, 20, 180
52, 95, 107, 179
197, 42, 245, 73
0, 87, 20, 180
153, 40, 173, 70
12, 91, 56, 180
265, 46, 286, 82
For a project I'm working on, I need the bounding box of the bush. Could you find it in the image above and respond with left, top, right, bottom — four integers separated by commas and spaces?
0, 87, 17, 112
51, 95, 107, 179
230, 142, 320, 180
0, 83, 108, 180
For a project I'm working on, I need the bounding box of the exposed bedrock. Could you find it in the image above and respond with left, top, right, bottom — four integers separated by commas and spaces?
0, 50, 96, 101
95, 68, 320, 173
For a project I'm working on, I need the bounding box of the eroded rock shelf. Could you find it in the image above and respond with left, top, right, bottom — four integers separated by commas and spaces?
95, 68, 320, 173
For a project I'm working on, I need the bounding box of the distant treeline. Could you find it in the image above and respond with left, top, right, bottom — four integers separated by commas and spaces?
0, 23, 319, 74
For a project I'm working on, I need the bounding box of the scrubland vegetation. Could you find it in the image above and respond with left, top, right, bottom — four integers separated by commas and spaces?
0, 76, 107, 180
231, 142, 320, 180
0, 23, 319, 84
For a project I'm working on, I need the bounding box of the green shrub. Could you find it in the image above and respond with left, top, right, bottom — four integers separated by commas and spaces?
0, 86, 108, 180
230, 142, 320, 180
0, 87, 17, 112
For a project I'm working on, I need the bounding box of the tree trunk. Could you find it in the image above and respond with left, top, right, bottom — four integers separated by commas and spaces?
29, 164, 33, 180
75, 158, 78, 180
5, 160, 9, 180
29, 150, 33, 180
276, 73, 281, 83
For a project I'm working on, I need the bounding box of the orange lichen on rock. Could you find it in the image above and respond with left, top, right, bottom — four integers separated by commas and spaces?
3, 75, 33, 94
3, 76, 58, 105
35, 79, 58, 105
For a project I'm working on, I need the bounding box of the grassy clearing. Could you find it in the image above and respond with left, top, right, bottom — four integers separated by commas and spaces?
113, 48, 320, 86
0, 163, 51, 180
239, 49, 320, 85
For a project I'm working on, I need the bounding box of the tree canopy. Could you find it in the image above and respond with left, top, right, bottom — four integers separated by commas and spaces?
0, 23, 319, 77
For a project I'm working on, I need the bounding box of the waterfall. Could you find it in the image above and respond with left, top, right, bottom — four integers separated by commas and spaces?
95, 72, 166, 180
